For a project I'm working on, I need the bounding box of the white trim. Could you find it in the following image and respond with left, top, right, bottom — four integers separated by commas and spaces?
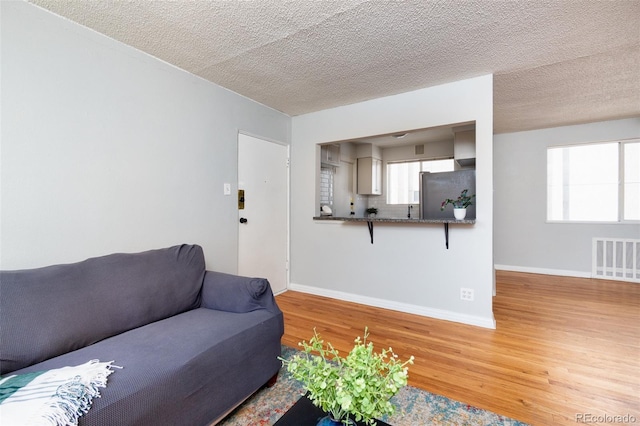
545, 220, 623, 225
237, 129, 289, 148
287, 282, 496, 329
494, 264, 591, 278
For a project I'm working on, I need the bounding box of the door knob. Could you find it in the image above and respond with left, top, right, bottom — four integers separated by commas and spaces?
239, 218, 248, 224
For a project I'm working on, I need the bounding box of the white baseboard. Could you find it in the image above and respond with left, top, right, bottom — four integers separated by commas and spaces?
494, 264, 591, 279
287, 282, 496, 329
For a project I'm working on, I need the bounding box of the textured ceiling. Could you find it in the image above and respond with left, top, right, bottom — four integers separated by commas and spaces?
29, 0, 640, 133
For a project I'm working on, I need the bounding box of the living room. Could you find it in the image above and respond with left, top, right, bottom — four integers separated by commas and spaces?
1, 1, 638, 425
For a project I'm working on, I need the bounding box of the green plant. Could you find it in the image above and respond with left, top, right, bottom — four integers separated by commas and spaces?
279, 328, 414, 425
440, 189, 475, 210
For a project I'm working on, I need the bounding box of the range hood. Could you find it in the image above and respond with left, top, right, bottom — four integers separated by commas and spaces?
456, 157, 476, 167
453, 125, 476, 167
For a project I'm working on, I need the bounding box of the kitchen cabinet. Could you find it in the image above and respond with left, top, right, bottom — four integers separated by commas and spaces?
320, 144, 341, 167
357, 157, 382, 195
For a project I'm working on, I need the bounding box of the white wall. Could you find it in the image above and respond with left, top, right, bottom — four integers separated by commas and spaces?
0, 2, 290, 271
290, 75, 495, 328
494, 117, 640, 277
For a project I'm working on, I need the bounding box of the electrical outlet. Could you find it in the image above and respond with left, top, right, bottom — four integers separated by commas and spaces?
460, 287, 474, 301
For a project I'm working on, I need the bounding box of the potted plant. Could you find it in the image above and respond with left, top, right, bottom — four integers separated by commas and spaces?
365, 207, 378, 218
440, 189, 475, 219
280, 328, 414, 426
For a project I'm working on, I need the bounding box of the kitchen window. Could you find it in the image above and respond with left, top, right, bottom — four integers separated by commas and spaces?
387, 159, 455, 204
547, 140, 639, 222
320, 166, 335, 210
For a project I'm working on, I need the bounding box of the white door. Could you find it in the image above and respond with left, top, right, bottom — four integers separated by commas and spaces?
238, 133, 288, 294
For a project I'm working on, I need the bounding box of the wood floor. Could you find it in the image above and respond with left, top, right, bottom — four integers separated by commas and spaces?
275, 271, 640, 426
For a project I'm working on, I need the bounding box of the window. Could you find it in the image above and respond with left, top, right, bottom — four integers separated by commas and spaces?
547, 140, 639, 222
320, 166, 334, 209
387, 159, 455, 204
624, 142, 640, 220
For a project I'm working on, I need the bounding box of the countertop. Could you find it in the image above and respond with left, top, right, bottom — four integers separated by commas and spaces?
313, 216, 476, 224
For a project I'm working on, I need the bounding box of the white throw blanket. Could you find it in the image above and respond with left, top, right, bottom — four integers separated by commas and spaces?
0, 360, 119, 426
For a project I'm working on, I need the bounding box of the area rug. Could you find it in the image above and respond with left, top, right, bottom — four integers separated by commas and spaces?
219, 346, 529, 425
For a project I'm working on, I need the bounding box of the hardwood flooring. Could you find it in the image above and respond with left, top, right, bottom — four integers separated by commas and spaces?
275, 271, 640, 425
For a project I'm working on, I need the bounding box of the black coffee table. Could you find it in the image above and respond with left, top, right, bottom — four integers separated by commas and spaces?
273, 395, 392, 426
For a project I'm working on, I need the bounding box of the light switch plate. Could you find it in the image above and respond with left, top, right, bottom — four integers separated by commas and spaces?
223, 183, 231, 195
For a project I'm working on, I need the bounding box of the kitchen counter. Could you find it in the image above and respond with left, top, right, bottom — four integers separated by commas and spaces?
313, 216, 475, 247
313, 216, 476, 224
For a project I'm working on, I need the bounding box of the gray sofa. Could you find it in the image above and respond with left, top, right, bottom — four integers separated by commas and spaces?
0, 244, 284, 425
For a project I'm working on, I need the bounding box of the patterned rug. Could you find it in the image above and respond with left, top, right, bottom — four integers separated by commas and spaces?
219, 346, 529, 426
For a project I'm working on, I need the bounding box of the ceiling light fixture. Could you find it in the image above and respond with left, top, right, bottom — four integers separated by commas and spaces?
392, 133, 408, 139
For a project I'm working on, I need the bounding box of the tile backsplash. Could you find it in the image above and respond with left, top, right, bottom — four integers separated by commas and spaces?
365, 196, 418, 218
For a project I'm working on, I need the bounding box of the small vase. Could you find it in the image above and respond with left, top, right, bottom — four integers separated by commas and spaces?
453, 208, 467, 220
316, 415, 356, 426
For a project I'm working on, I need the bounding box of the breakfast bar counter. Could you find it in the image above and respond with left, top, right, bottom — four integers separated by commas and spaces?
313, 216, 475, 224
313, 216, 475, 247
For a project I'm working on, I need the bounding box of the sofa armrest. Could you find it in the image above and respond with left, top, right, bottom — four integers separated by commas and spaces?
200, 270, 282, 314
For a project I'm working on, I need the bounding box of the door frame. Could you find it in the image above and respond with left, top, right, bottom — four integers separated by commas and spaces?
237, 131, 290, 294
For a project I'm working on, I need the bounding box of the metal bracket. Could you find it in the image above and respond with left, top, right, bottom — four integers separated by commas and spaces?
444, 223, 449, 249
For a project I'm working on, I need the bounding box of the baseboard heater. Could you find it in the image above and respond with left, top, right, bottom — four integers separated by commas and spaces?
592, 238, 640, 283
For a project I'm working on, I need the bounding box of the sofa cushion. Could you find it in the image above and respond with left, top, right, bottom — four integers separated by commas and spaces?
7, 307, 283, 426
0, 244, 205, 375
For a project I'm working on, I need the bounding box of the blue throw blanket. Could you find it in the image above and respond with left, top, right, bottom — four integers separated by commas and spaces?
0, 360, 119, 426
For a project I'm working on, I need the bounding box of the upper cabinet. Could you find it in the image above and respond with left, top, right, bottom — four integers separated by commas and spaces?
320, 144, 341, 167
357, 157, 382, 195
